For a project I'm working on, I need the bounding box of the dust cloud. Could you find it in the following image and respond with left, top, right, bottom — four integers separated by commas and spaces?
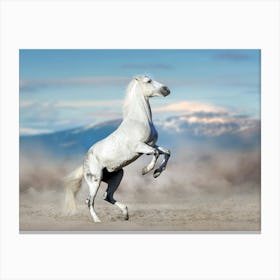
19, 148, 261, 231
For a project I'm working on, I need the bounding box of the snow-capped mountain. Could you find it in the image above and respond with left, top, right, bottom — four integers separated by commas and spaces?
158, 111, 259, 136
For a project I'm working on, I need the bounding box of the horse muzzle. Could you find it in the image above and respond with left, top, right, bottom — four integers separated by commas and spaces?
160, 86, 170, 97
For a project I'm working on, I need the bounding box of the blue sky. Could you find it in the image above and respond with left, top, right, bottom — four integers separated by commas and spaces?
19, 49, 260, 135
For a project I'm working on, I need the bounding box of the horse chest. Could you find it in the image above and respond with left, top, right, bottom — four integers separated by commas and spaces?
132, 122, 158, 144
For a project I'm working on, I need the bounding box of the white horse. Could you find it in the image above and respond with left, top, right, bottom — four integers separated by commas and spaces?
64, 75, 171, 222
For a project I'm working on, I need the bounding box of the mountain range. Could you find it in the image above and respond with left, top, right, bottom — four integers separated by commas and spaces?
20, 111, 260, 159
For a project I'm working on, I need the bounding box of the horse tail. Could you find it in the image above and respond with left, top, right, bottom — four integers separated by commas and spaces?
63, 165, 83, 215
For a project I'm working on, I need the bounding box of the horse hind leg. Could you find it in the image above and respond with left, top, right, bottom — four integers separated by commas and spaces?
84, 171, 102, 223
83, 152, 105, 222
103, 168, 129, 220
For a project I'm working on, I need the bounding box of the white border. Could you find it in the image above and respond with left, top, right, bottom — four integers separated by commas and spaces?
1, 1, 279, 279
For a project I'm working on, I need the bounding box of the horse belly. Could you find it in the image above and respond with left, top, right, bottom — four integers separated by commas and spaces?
105, 152, 140, 172
94, 142, 139, 172
105, 155, 140, 172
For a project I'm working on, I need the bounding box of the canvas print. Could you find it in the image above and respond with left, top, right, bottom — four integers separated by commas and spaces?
19, 50, 260, 231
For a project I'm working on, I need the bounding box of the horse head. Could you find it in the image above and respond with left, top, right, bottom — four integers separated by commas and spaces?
133, 75, 170, 98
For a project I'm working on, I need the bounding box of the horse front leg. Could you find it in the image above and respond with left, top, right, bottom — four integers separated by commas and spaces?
153, 146, 171, 178
135, 143, 159, 175
142, 150, 160, 175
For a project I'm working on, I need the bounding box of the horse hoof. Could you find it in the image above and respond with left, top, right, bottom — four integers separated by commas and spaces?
122, 206, 129, 220
124, 214, 129, 220
142, 168, 148, 175
153, 169, 161, 178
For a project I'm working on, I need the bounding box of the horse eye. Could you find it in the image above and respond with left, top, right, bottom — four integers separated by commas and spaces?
147, 79, 152, 83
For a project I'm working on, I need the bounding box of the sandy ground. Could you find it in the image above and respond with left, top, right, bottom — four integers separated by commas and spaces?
20, 189, 260, 232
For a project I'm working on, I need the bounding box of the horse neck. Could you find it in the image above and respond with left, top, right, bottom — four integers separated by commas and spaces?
123, 87, 152, 124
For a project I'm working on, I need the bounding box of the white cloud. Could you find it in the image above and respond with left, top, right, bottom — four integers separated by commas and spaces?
20, 99, 123, 109
19, 100, 35, 108
154, 101, 226, 114
181, 115, 230, 124
20, 127, 53, 135
20, 76, 129, 91
55, 100, 123, 108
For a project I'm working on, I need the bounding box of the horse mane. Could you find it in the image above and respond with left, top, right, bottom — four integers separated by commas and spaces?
122, 75, 152, 121
123, 79, 137, 117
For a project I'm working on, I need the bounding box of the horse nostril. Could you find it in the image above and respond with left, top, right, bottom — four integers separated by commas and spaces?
161, 86, 170, 96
